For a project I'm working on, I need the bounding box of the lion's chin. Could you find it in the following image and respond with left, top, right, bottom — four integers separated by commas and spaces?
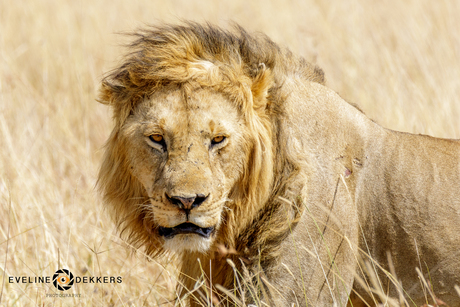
162, 233, 214, 253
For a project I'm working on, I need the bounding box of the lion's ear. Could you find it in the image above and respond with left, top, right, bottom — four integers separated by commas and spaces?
97, 76, 127, 105
251, 63, 273, 110
97, 79, 116, 105
97, 77, 134, 126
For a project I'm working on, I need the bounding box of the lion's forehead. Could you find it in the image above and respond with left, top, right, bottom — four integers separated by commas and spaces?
140, 88, 243, 136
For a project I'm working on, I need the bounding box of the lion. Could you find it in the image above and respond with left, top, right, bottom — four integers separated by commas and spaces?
97, 22, 460, 306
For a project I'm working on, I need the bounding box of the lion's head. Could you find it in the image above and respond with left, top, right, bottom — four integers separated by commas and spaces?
97, 23, 324, 255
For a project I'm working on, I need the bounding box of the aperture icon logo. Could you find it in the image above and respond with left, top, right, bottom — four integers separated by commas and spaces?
53, 269, 74, 291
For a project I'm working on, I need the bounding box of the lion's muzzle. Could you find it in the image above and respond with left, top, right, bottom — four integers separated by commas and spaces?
158, 223, 215, 239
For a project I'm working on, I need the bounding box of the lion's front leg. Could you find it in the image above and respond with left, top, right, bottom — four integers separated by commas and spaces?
264, 183, 359, 306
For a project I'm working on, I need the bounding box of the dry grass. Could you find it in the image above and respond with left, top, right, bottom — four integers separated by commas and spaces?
1, 0, 459, 306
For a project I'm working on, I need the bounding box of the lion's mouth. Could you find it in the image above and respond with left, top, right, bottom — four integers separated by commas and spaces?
158, 223, 215, 239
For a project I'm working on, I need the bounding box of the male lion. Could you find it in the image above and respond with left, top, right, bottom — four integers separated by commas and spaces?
98, 23, 460, 306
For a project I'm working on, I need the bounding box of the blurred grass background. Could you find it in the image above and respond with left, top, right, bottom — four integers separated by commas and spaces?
1, 0, 459, 306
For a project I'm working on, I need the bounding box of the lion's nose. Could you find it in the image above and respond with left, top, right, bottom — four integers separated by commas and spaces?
166, 194, 208, 210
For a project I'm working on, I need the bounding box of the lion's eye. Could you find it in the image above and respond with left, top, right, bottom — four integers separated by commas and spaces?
147, 134, 167, 152
211, 135, 226, 145
149, 134, 164, 143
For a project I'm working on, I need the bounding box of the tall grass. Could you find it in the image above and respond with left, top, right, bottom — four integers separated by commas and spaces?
1, 0, 459, 305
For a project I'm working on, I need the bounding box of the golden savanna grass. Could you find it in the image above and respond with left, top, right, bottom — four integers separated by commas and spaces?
1, 0, 459, 306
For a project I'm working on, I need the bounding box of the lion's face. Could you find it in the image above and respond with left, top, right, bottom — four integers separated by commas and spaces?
120, 86, 248, 253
